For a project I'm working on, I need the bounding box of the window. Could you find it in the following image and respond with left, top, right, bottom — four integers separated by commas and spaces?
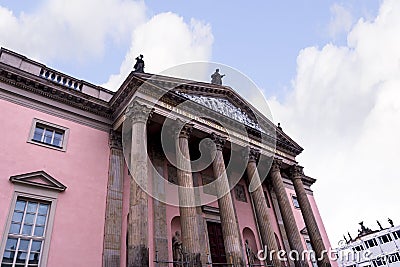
292, 195, 300, 209
387, 252, 400, 263
378, 234, 392, 244
364, 238, 378, 248
1, 199, 49, 267
27, 119, 69, 151
352, 244, 365, 252
393, 230, 400, 240
372, 256, 386, 267
0, 171, 66, 267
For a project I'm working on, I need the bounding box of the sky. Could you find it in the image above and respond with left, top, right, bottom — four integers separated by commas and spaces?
1, 0, 399, 247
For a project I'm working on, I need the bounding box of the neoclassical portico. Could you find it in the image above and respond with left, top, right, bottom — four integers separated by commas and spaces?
0, 48, 334, 267
102, 72, 333, 267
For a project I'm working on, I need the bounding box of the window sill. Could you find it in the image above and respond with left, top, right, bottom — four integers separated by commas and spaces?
27, 140, 66, 152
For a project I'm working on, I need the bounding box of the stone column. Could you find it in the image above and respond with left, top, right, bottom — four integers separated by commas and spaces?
176, 123, 202, 266
210, 133, 245, 267
125, 101, 152, 267
150, 145, 168, 265
291, 165, 331, 267
246, 148, 282, 267
102, 130, 124, 267
270, 159, 308, 267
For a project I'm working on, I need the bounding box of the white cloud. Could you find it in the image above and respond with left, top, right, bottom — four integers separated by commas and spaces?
0, 2, 213, 91
0, 0, 146, 62
328, 3, 353, 39
103, 13, 214, 90
269, 0, 400, 246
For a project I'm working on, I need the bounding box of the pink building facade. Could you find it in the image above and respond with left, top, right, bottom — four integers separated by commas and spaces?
0, 48, 334, 267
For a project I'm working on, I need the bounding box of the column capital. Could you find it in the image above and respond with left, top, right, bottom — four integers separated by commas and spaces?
290, 165, 304, 180
175, 119, 194, 139
247, 147, 260, 163
210, 133, 226, 151
125, 100, 153, 123
271, 158, 282, 173
109, 130, 122, 149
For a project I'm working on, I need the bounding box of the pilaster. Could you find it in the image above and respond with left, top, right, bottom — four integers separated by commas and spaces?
103, 130, 124, 267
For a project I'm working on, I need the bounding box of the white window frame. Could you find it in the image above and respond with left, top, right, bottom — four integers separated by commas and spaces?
364, 238, 378, 248
0, 184, 60, 267
27, 118, 69, 152
378, 233, 392, 244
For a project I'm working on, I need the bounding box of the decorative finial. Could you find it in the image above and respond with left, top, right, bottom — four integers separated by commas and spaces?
133, 54, 145, 73
388, 218, 394, 228
377, 220, 383, 230
211, 68, 225, 85
277, 123, 282, 130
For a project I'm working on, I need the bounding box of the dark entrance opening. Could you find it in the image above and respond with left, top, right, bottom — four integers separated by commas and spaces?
207, 221, 227, 266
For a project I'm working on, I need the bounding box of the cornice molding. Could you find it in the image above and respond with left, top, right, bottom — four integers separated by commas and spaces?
0, 64, 112, 119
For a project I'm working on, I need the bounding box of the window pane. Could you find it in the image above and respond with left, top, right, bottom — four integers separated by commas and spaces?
22, 224, 33, 235
24, 214, 35, 224
18, 239, 30, 251
15, 252, 27, 263
33, 226, 44, 237
30, 241, 42, 253
15, 200, 26, 211
5, 238, 18, 250
53, 132, 63, 147
28, 252, 40, 264
12, 212, 23, 223
26, 202, 38, 213
32, 127, 44, 142
43, 129, 53, 144
38, 204, 49, 215
2, 250, 15, 263
35, 215, 46, 226
9, 223, 21, 234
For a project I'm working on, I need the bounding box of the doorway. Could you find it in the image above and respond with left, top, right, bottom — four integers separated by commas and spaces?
207, 221, 227, 266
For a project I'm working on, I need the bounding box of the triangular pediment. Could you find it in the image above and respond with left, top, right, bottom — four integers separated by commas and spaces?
10, 171, 67, 192
174, 91, 265, 132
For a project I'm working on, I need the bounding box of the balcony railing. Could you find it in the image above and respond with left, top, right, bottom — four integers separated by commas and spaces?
40, 67, 83, 91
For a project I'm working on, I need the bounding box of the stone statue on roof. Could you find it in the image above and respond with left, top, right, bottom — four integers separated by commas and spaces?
133, 54, 145, 73
211, 69, 225, 85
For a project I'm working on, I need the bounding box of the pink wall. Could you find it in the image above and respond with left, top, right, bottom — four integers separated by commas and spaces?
0, 99, 110, 266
